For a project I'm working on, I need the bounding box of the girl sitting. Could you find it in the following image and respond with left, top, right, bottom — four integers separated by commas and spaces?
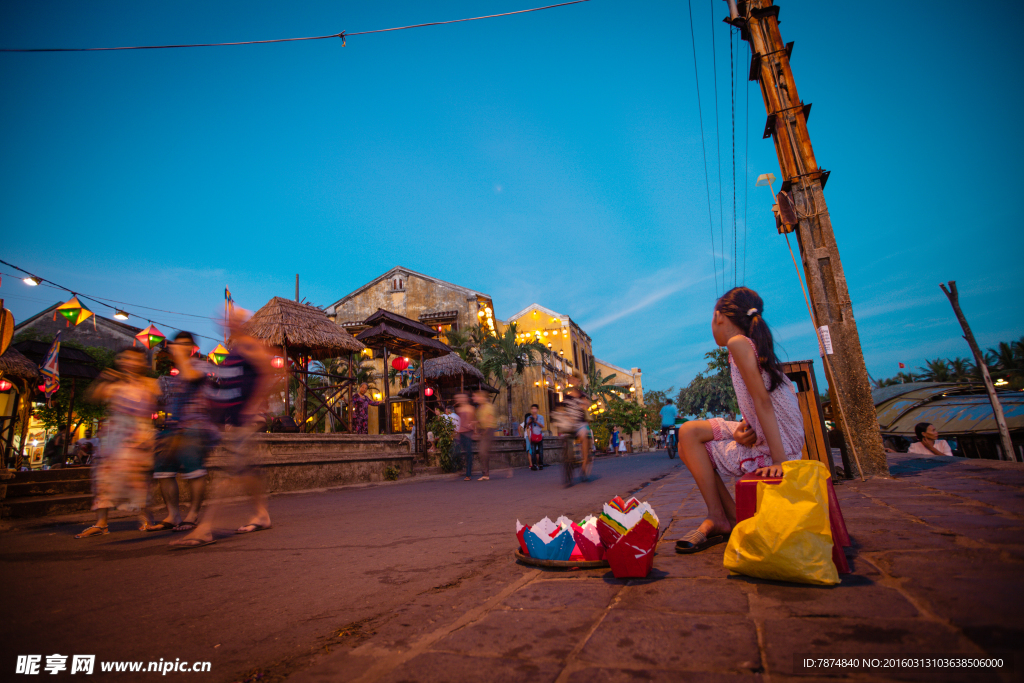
676, 287, 805, 553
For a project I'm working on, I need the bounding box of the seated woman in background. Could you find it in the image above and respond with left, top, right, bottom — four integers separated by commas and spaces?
907, 422, 954, 456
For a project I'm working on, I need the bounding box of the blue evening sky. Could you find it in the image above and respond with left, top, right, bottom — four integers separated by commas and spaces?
2, 1, 1021, 396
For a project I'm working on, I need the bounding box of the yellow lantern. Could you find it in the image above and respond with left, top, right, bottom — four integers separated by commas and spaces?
209, 343, 229, 365
55, 296, 94, 327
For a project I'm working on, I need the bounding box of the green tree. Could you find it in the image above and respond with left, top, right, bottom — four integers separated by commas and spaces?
584, 366, 619, 400
479, 322, 546, 430
915, 358, 953, 382
31, 341, 116, 433
677, 348, 738, 419
642, 387, 674, 437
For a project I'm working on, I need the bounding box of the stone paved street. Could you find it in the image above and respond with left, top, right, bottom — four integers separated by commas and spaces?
292, 454, 1024, 683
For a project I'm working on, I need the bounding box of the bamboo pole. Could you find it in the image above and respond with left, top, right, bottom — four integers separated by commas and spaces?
940, 281, 1016, 461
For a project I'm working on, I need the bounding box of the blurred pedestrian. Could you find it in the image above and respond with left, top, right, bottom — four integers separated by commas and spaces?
76, 348, 159, 538
473, 391, 495, 481
352, 383, 383, 434
171, 311, 274, 549
553, 388, 592, 485
610, 425, 620, 455
525, 404, 545, 470
151, 332, 214, 533
455, 393, 475, 480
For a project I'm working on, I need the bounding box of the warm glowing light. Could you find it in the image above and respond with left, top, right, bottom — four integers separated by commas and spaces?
995, 379, 1008, 386
478, 310, 485, 317
425, 387, 434, 397
271, 356, 285, 369
169, 367, 180, 376
373, 392, 382, 400
208, 343, 229, 365
113, 310, 129, 321
23, 276, 41, 286
0, 379, 12, 392
629, 386, 636, 392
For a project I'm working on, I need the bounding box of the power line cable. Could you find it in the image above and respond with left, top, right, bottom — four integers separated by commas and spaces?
709, 0, 725, 291
730, 27, 737, 288
686, 0, 718, 297
0, 1, 589, 52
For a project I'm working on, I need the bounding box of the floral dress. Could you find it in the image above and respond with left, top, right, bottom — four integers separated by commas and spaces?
704, 336, 804, 477
351, 392, 383, 434
92, 379, 156, 511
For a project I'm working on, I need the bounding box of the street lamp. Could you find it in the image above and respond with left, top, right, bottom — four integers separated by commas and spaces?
23, 276, 41, 286
113, 310, 129, 321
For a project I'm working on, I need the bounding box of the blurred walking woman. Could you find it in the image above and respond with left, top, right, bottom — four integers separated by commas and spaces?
76, 348, 160, 538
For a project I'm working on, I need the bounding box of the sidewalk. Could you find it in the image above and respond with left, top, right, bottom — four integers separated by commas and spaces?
291, 453, 1024, 683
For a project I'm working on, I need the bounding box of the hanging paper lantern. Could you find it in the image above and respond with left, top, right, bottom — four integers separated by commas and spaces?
134, 324, 165, 350
271, 356, 286, 369
208, 343, 229, 365
55, 296, 94, 327
391, 357, 410, 371
0, 379, 12, 392
424, 387, 434, 397
169, 367, 180, 377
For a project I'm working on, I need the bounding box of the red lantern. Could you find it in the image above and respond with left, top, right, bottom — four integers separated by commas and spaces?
0, 379, 12, 392
425, 387, 434, 397
38, 384, 47, 393
391, 357, 410, 371
169, 367, 180, 376
271, 356, 285, 369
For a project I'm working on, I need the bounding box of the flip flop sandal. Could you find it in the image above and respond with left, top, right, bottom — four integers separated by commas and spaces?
169, 537, 217, 550
144, 522, 177, 532
173, 522, 197, 532
236, 523, 271, 534
675, 529, 729, 554
75, 525, 109, 539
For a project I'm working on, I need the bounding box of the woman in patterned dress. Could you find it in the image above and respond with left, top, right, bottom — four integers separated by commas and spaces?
76, 347, 160, 538
675, 287, 804, 554
351, 383, 383, 434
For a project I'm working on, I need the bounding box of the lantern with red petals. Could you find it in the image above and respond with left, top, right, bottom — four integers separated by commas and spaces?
391, 357, 410, 371
134, 324, 165, 350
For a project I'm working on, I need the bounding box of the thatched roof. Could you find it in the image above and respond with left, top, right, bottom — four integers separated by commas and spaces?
423, 353, 484, 381
0, 347, 39, 380
397, 379, 499, 399
243, 297, 365, 359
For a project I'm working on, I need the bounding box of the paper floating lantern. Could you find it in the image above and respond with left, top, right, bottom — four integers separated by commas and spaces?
208, 343, 229, 365
0, 379, 12, 392
391, 357, 410, 371
134, 324, 165, 350
55, 296, 94, 327
596, 496, 660, 579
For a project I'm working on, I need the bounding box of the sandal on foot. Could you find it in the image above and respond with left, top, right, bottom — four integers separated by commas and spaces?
478, 476, 489, 481
464, 477, 472, 481
173, 521, 197, 532
144, 521, 176, 532
169, 537, 216, 550
236, 523, 271, 534
675, 529, 729, 554
75, 525, 109, 539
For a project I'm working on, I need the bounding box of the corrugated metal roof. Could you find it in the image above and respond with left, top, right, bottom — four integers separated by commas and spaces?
875, 384, 1024, 436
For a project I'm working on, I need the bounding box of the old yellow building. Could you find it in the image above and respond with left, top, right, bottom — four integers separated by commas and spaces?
326, 267, 494, 434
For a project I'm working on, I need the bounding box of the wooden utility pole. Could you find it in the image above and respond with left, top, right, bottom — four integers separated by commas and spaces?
728, 0, 887, 475
940, 281, 1016, 461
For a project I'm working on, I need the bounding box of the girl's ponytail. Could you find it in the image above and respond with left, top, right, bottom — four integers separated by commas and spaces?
715, 287, 787, 391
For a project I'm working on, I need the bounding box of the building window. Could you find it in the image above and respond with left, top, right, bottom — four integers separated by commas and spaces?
390, 276, 406, 292
573, 341, 579, 369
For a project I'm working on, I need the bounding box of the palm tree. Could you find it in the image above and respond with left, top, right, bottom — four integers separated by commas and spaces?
442, 328, 480, 366
986, 338, 1024, 389
585, 367, 620, 401
479, 322, 546, 430
947, 357, 976, 383
916, 358, 952, 382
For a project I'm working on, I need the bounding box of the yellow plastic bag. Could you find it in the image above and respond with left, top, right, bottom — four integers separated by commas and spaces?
723, 460, 839, 585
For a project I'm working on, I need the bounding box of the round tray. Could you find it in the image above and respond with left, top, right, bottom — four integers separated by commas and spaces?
513, 548, 609, 569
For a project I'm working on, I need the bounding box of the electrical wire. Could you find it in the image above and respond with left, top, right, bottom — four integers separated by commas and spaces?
0, 1, 589, 52
687, 0, 719, 297
709, 0, 725, 289
730, 27, 737, 288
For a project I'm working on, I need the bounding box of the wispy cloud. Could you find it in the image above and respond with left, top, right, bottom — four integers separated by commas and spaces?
581, 267, 714, 332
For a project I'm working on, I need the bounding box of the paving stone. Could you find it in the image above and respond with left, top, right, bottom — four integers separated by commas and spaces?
749, 573, 919, 619
433, 608, 601, 661
877, 549, 1024, 656
379, 652, 562, 683
762, 617, 993, 682
614, 578, 750, 614
846, 520, 961, 551
652, 543, 732, 578
578, 611, 760, 673
503, 579, 622, 610
565, 666, 762, 682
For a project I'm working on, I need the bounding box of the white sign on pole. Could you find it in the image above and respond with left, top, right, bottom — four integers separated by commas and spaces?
817, 325, 834, 355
